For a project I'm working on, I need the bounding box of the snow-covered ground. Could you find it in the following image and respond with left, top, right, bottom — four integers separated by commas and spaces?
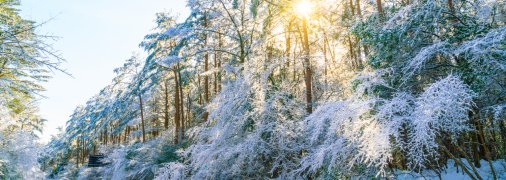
396, 159, 506, 180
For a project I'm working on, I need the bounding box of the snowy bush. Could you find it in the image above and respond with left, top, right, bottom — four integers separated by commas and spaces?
295, 100, 370, 178
154, 162, 187, 180
0, 131, 45, 179
298, 75, 474, 177
454, 27, 506, 73
0, 98, 46, 178
184, 73, 305, 178
408, 75, 474, 170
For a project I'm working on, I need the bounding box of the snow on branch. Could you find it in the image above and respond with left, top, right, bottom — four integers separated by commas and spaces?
154, 162, 187, 180
157, 55, 181, 68
402, 41, 451, 81
300, 75, 474, 177
408, 75, 474, 170
454, 26, 506, 72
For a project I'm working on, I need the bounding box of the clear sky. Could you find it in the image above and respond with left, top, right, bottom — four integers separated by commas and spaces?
18, 0, 189, 143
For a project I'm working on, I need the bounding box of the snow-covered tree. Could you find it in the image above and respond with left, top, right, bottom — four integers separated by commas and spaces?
42, 0, 506, 179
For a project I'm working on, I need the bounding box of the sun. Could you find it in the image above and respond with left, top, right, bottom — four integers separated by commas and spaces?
295, 0, 314, 17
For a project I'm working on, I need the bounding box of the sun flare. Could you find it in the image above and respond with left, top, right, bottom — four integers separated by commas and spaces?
295, 0, 314, 17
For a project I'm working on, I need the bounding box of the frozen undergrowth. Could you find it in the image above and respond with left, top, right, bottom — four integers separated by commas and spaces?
0, 131, 45, 179
69, 131, 181, 180
396, 159, 506, 180
37, 0, 506, 179
294, 75, 475, 178
154, 162, 186, 180
151, 74, 478, 179
0, 102, 45, 179
183, 76, 305, 179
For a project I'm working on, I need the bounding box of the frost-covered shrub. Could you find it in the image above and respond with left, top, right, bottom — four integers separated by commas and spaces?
185, 78, 256, 178
0, 131, 45, 179
185, 75, 304, 179
402, 41, 451, 81
154, 162, 186, 180
299, 75, 474, 177
454, 26, 506, 73
408, 75, 474, 170
67, 130, 184, 180
295, 100, 371, 178
104, 147, 128, 180
0, 99, 46, 177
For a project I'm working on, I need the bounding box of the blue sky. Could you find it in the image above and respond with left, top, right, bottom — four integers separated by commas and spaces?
18, 0, 189, 143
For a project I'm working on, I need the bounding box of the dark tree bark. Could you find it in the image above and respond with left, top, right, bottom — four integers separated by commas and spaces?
76, 139, 80, 168
204, 15, 210, 104
302, 18, 313, 114
178, 64, 185, 140
139, 94, 146, 143
285, 21, 292, 72
376, 0, 384, 20
322, 32, 329, 85
173, 69, 181, 144
164, 80, 170, 130
448, 0, 455, 14
349, 0, 355, 15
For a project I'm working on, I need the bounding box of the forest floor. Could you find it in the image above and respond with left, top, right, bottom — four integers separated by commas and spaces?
72, 157, 505, 179
396, 159, 506, 180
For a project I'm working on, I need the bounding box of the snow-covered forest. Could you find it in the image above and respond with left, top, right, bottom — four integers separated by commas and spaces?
2, 0, 506, 179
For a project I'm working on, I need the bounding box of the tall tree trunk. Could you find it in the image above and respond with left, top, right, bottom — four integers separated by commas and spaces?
173, 69, 181, 144
355, 38, 363, 68
139, 94, 146, 143
356, 0, 362, 18
198, 76, 203, 105
349, 0, 355, 15
76, 139, 80, 168
285, 22, 292, 81
124, 126, 129, 143
178, 65, 185, 140
187, 89, 192, 124
293, 37, 298, 82
217, 32, 223, 92
376, 0, 384, 20
477, 120, 497, 179
302, 18, 312, 114
187, 91, 191, 124
214, 53, 218, 95
322, 32, 328, 85
151, 96, 158, 137
204, 16, 210, 104
164, 80, 169, 129
448, 0, 455, 14
471, 132, 482, 168
205, 53, 210, 103
470, 112, 483, 169
356, 0, 369, 59
83, 141, 87, 164
347, 36, 356, 69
